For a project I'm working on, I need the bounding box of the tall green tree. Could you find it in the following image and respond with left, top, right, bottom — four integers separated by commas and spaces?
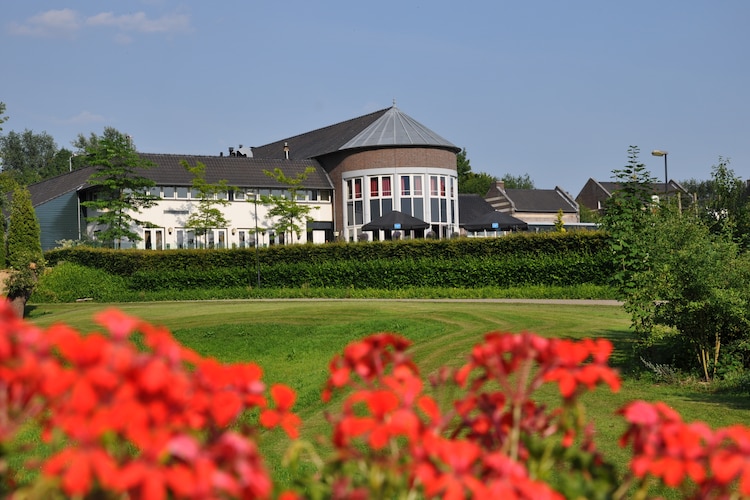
72, 126, 131, 153
0, 101, 7, 131
681, 158, 750, 248
181, 160, 233, 248
261, 167, 317, 244
6, 186, 43, 268
501, 173, 535, 189
4, 186, 44, 316
456, 148, 498, 196
704, 158, 750, 246
0, 129, 63, 185
80, 130, 157, 249
600, 146, 657, 332
456, 148, 472, 184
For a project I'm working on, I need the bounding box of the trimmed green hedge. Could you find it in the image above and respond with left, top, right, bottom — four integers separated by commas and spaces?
45, 232, 610, 277
38, 232, 613, 298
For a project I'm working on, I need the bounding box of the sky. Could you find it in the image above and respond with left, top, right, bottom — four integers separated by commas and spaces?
2, 1, 749, 196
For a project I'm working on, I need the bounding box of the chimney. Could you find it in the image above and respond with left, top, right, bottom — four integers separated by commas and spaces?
229, 146, 235, 156
220, 151, 224, 157
283, 142, 290, 160
496, 180, 505, 191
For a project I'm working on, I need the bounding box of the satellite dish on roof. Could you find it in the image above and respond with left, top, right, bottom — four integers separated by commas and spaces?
236, 146, 253, 158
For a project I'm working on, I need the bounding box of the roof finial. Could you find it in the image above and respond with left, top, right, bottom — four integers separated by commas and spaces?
392, 98, 397, 107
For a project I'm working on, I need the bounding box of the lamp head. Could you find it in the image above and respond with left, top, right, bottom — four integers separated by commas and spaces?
651, 150, 668, 157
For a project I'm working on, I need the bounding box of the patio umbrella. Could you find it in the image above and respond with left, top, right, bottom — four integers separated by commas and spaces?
362, 210, 430, 231
460, 211, 528, 231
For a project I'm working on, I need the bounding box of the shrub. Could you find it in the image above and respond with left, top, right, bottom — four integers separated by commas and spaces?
31, 262, 129, 302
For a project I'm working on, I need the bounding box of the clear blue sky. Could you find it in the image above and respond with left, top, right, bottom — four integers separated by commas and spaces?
3, 1, 748, 196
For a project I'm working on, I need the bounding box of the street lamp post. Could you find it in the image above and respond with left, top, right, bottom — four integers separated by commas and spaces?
651, 150, 668, 194
69, 152, 78, 172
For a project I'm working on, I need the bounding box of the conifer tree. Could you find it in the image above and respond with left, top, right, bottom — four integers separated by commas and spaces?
4, 186, 43, 316
7, 186, 42, 269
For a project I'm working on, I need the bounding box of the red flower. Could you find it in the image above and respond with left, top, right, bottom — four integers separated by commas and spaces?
260, 384, 300, 438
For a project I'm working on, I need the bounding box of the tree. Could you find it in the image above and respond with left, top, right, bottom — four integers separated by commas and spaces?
601, 147, 656, 301
456, 148, 472, 184
501, 173, 535, 189
553, 209, 566, 232
0, 129, 63, 185
261, 167, 317, 244
181, 160, 233, 248
4, 186, 44, 316
80, 130, 157, 249
639, 203, 750, 382
703, 158, 750, 247
72, 126, 130, 153
600, 146, 658, 334
456, 148, 497, 196
0, 101, 7, 132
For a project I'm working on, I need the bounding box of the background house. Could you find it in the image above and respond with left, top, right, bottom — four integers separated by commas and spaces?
575, 178, 690, 214
484, 181, 579, 229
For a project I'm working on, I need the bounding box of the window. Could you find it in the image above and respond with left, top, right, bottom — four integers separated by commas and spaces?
176, 187, 188, 199
370, 178, 379, 197
401, 176, 411, 196
319, 190, 331, 201
149, 187, 161, 198
430, 176, 438, 196
234, 190, 245, 201
382, 177, 392, 196
414, 176, 423, 196
163, 187, 175, 198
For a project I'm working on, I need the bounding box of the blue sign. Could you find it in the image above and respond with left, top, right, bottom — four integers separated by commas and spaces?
394, 223, 402, 229
492, 222, 499, 229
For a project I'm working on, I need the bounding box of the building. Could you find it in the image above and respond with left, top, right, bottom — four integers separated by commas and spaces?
29, 104, 462, 250
575, 178, 690, 215
251, 104, 461, 242
484, 181, 579, 229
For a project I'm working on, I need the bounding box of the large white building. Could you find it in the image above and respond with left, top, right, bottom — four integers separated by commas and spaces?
29, 105, 463, 250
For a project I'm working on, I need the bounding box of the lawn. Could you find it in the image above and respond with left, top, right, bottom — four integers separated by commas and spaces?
24, 299, 750, 493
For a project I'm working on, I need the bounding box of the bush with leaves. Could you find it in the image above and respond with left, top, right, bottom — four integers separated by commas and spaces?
637, 201, 750, 382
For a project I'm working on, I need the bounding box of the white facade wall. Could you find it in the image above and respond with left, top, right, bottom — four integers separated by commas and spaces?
84, 186, 333, 249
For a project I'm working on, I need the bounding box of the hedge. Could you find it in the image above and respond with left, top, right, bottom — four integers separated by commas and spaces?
44, 232, 610, 278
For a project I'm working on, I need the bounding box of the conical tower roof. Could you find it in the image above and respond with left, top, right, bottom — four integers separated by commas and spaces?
341, 105, 458, 151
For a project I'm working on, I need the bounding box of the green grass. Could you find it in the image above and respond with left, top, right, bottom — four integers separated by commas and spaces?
24, 299, 750, 495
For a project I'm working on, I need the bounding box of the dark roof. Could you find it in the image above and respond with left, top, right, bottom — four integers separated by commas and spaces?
251, 106, 460, 160
28, 154, 333, 208
458, 194, 496, 221
587, 179, 688, 197
138, 154, 332, 189
458, 194, 528, 230
505, 188, 578, 213
28, 165, 98, 207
